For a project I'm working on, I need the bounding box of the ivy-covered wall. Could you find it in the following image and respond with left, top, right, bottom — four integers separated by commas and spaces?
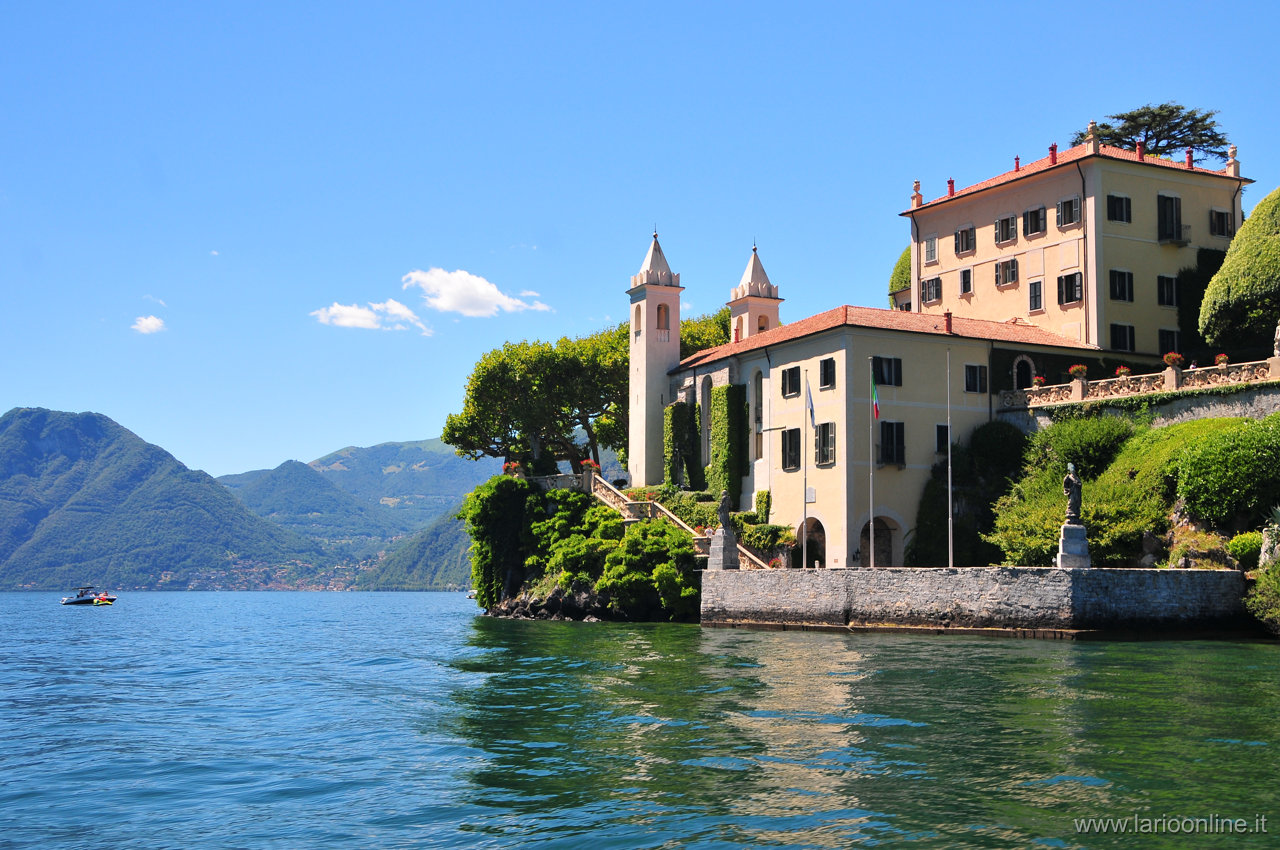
663, 401, 704, 489
705, 383, 747, 508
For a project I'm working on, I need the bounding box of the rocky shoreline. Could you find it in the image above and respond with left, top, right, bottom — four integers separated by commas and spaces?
483, 584, 697, 623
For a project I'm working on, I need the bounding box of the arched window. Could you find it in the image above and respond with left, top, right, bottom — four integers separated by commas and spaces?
1014, 357, 1034, 389
633, 304, 642, 338
758, 315, 769, 333
656, 303, 670, 330
734, 316, 744, 341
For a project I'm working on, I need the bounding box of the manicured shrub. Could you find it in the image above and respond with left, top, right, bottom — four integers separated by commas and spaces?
1177, 415, 1280, 526
595, 519, 698, 621
1023, 416, 1134, 479
1227, 531, 1263, 571
1200, 184, 1280, 348
887, 245, 911, 305
754, 489, 772, 524
1246, 564, 1280, 635
705, 384, 747, 508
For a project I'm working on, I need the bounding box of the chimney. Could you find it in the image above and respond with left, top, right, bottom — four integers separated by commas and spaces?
944, 310, 953, 334
1014, 156, 1020, 171
1049, 143, 1058, 165
947, 178, 955, 197
1185, 147, 1194, 168
1136, 141, 1145, 158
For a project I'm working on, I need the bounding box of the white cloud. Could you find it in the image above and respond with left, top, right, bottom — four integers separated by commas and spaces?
132, 315, 165, 334
310, 299, 432, 335
519, 289, 540, 298
143, 294, 167, 307
210, 250, 219, 256
401, 268, 551, 318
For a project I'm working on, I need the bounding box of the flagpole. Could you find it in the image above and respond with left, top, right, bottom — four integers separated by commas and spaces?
802, 370, 810, 570
868, 356, 875, 569
947, 348, 954, 569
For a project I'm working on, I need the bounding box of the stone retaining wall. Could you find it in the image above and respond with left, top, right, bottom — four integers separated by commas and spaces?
701, 567, 1254, 635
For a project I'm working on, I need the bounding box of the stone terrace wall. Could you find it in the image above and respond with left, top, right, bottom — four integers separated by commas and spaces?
702, 568, 1252, 634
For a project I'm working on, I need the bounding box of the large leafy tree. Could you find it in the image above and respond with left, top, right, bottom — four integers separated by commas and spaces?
887, 245, 910, 306
1070, 102, 1230, 163
445, 309, 730, 473
1199, 185, 1280, 349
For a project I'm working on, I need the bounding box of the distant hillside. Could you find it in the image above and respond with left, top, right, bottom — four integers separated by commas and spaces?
0, 408, 328, 591
219, 460, 414, 546
308, 438, 501, 528
357, 505, 472, 590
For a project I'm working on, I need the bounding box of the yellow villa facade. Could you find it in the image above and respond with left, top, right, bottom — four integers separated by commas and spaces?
897, 127, 1249, 364
627, 235, 1102, 568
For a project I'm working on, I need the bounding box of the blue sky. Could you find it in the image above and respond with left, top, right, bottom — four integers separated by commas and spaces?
4, 1, 1278, 477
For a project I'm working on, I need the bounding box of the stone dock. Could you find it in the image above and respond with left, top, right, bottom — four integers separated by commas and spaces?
701, 567, 1259, 639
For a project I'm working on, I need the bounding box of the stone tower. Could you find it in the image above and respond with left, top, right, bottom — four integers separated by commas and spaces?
627, 232, 683, 487
727, 246, 782, 342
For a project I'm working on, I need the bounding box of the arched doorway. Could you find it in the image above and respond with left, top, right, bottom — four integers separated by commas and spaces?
1014, 357, 1033, 389
791, 518, 826, 568
859, 519, 894, 567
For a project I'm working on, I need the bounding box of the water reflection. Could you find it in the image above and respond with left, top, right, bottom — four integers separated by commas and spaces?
447, 620, 1280, 848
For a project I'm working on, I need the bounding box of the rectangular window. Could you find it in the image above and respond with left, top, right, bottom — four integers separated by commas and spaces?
1157, 275, 1178, 306
994, 215, 1017, 244
936, 424, 950, 454
880, 421, 905, 466
1110, 323, 1136, 352
1107, 195, 1131, 223
819, 357, 836, 390
922, 277, 942, 303
1158, 195, 1183, 242
1057, 196, 1081, 227
1109, 269, 1134, 302
1159, 328, 1182, 355
872, 356, 903, 387
964, 364, 988, 394
1029, 280, 1043, 312
781, 366, 800, 398
960, 268, 972, 294
954, 226, 976, 254
1210, 209, 1235, 237
924, 235, 938, 263
816, 422, 836, 466
781, 428, 801, 471
1023, 207, 1046, 236
1057, 273, 1083, 305
995, 258, 1018, 286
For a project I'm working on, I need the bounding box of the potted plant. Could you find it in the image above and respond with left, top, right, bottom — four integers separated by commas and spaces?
1215, 353, 1230, 366
1114, 365, 1132, 377
1068, 364, 1088, 380
1031, 375, 1046, 387
1164, 351, 1185, 368
503, 460, 524, 477
580, 458, 600, 472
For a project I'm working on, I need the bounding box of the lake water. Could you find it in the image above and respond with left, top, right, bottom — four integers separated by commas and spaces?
2, 591, 1278, 848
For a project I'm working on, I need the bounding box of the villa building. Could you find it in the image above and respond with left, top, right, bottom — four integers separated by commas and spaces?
897, 124, 1250, 366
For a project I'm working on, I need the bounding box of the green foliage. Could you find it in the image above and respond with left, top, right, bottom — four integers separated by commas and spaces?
1200, 185, 1280, 348
1228, 532, 1263, 572
740, 523, 795, 552
1070, 102, 1230, 161
595, 519, 698, 621
754, 489, 771, 524
679, 307, 731, 360
1246, 563, 1280, 634
887, 245, 911, 304
705, 384, 747, 508
662, 401, 704, 489
458, 475, 543, 607
1177, 415, 1280, 526
905, 421, 1025, 567
1023, 416, 1134, 479
984, 418, 1242, 566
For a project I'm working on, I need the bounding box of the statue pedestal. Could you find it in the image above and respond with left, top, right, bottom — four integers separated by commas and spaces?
708, 529, 739, 571
1056, 523, 1091, 568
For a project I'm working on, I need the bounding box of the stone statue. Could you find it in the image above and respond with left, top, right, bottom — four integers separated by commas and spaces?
1273, 317, 1280, 357
717, 490, 734, 542
1063, 463, 1082, 525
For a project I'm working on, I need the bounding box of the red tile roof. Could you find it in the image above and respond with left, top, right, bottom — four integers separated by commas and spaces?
902, 143, 1247, 214
676, 305, 1096, 370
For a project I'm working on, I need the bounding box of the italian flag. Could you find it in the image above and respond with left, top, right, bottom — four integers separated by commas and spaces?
871, 371, 880, 419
